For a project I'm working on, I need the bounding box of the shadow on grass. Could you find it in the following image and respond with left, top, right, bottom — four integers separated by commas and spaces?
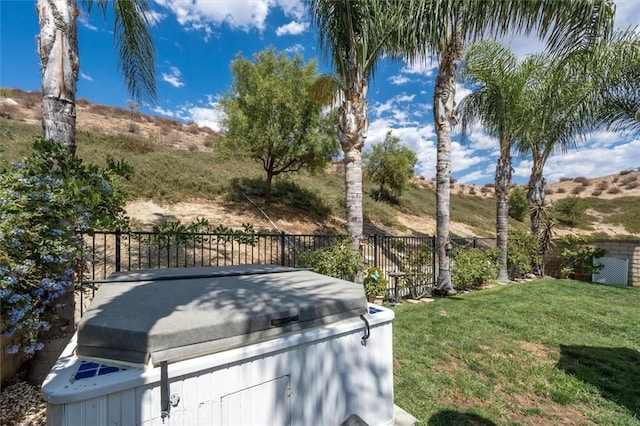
230, 177, 331, 221
428, 410, 496, 425
558, 345, 640, 417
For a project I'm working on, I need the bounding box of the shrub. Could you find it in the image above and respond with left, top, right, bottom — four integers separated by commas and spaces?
619, 169, 633, 175
573, 176, 589, 186
0, 139, 129, 354
571, 185, 586, 195
451, 247, 499, 291
607, 186, 621, 194
545, 188, 555, 195
468, 188, 476, 195
554, 196, 586, 227
508, 186, 528, 221
298, 240, 364, 282
556, 187, 566, 194
559, 177, 572, 182
591, 190, 602, 196
363, 267, 388, 298
620, 175, 638, 186
507, 228, 540, 278
596, 181, 609, 190
624, 181, 639, 190
558, 235, 605, 279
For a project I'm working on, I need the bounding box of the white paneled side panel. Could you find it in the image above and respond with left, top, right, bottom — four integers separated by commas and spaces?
221, 375, 290, 426
593, 257, 629, 286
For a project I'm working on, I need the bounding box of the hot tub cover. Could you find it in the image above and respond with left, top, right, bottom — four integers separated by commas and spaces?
76, 265, 367, 365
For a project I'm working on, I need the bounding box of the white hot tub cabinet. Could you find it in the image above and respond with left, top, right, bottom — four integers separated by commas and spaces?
42, 265, 396, 426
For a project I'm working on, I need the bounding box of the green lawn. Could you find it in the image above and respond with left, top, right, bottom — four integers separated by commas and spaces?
393, 279, 640, 425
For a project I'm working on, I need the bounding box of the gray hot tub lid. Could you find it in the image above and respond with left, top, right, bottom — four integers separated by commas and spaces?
76, 265, 367, 365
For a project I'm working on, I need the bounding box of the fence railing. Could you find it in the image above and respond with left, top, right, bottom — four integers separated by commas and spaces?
76, 230, 440, 314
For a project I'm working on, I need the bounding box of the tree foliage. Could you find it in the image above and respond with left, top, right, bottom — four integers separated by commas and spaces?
554, 196, 587, 228
508, 186, 528, 222
365, 131, 417, 203
0, 139, 129, 354
221, 49, 339, 204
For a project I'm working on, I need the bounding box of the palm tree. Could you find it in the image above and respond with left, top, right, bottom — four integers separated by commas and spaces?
38, 0, 156, 155
515, 30, 639, 274
398, 0, 615, 288
457, 41, 545, 282
309, 0, 407, 250
29, 0, 156, 385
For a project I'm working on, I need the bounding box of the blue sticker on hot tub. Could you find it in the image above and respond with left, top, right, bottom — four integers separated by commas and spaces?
74, 360, 126, 381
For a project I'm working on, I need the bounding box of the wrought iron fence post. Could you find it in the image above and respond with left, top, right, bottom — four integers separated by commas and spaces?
280, 232, 286, 266
431, 235, 437, 287
115, 228, 122, 272
373, 234, 379, 269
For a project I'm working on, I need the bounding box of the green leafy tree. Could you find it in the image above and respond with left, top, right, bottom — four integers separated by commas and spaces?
365, 131, 417, 203
508, 186, 528, 222
221, 49, 339, 205
554, 196, 587, 228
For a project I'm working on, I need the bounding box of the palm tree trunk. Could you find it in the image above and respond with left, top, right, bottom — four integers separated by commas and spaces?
38, 0, 79, 156
433, 35, 460, 293
28, 0, 79, 385
339, 81, 368, 251
527, 154, 546, 276
527, 154, 546, 237
495, 155, 513, 283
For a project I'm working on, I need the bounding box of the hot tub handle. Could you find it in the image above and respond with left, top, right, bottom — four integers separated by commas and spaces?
270, 314, 300, 327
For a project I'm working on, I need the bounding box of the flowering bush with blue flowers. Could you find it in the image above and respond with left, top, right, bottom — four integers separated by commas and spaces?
0, 138, 129, 354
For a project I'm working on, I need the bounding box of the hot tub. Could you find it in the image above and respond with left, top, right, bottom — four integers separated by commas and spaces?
42, 265, 396, 425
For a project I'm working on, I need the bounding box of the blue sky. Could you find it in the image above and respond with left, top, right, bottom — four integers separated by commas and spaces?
1, 0, 639, 185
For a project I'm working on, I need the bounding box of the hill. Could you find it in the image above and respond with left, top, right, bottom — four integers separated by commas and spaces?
2, 87, 639, 239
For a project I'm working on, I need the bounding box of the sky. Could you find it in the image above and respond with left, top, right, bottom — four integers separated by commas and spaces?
1, 0, 639, 185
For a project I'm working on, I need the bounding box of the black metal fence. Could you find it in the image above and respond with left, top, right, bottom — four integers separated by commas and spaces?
76, 230, 439, 313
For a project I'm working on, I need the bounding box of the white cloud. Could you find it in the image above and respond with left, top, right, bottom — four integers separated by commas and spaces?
388, 75, 411, 85
276, 21, 309, 36
615, 0, 640, 28
541, 137, 640, 183
457, 169, 494, 184
80, 72, 94, 82
151, 105, 176, 117
78, 13, 97, 31
284, 43, 304, 54
151, 96, 224, 132
188, 104, 224, 132
161, 66, 184, 88
274, 0, 307, 20
400, 58, 438, 77
144, 9, 166, 26
154, 0, 306, 33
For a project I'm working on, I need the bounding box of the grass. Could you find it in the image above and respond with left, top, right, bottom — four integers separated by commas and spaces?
393, 279, 640, 425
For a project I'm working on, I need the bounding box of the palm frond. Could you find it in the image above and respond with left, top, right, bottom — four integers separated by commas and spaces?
308, 74, 342, 106
84, 0, 157, 104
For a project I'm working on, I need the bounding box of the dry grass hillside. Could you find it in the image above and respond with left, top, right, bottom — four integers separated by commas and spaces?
2, 87, 639, 238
